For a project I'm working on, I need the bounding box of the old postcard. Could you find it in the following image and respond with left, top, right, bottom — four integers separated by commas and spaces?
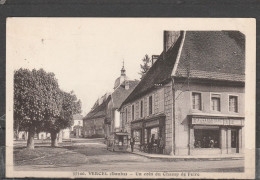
5, 18, 255, 179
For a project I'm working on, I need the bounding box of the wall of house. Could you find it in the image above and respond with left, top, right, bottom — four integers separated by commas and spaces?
121, 81, 174, 154
83, 117, 105, 138
174, 80, 245, 155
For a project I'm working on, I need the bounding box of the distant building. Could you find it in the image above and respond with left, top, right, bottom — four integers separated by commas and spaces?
83, 64, 139, 139
120, 31, 245, 156
83, 93, 111, 138
105, 64, 139, 137
70, 114, 84, 138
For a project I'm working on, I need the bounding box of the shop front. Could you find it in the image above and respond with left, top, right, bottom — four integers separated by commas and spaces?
188, 115, 244, 155
131, 114, 166, 154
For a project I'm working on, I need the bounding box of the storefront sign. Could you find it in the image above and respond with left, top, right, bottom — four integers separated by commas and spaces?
131, 122, 142, 129
145, 120, 160, 128
191, 117, 244, 126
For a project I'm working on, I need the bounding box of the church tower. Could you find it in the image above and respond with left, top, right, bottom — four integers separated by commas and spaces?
114, 61, 129, 89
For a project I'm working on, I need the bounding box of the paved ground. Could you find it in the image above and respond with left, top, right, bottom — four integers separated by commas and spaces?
14, 138, 244, 172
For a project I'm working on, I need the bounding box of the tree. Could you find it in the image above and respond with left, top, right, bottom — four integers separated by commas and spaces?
14, 68, 82, 148
46, 91, 82, 147
139, 54, 151, 79
14, 68, 62, 149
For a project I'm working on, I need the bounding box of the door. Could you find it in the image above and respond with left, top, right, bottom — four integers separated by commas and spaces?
231, 129, 239, 153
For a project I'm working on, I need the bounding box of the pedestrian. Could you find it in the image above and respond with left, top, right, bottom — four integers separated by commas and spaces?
130, 137, 135, 152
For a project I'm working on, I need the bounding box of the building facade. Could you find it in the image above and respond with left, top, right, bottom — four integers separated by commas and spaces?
105, 65, 139, 138
119, 31, 245, 156
83, 93, 111, 138
70, 114, 83, 138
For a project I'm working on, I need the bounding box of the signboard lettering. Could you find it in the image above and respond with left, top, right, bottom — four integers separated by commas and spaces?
145, 120, 160, 128
192, 117, 244, 126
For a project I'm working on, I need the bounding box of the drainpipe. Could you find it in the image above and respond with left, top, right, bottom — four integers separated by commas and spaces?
171, 77, 176, 156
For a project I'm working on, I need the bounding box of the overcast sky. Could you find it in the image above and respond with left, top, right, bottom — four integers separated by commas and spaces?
7, 18, 173, 115
7, 18, 250, 116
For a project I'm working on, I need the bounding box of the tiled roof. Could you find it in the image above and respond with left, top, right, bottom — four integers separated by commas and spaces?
83, 95, 111, 120
174, 31, 245, 80
111, 80, 139, 109
121, 31, 245, 106
175, 69, 245, 82
121, 31, 184, 106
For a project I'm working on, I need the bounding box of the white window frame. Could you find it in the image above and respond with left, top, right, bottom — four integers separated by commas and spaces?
191, 91, 202, 111
228, 94, 239, 113
210, 93, 221, 112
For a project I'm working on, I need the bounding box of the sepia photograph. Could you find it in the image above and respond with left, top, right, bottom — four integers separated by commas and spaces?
5, 18, 255, 179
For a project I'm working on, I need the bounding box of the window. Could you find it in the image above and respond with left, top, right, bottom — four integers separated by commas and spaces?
125, 108, 128, 122
149, 96, 153, 115
229, 96, 238, 112
192, 92, 202, 110
194, 129, 220, 148
211, 94, 221, 111
140, 100, 143, 118
132, 105, 135, 121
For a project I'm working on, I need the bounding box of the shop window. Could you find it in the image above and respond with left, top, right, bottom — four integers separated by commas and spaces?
140, 100, 143, 118
229, 96, 238, 112
192, 92, 202, 110
211, 94, 221, 111
133, 130, 141, 143
132, 104, 135, 121
194, 129, 220, 148
149, 96, 153, 115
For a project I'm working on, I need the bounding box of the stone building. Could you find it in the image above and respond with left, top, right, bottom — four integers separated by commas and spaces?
70, 114, 83, 138
105, 64, 139, 138
83, 93, 111, 138
119, 31, 245, 156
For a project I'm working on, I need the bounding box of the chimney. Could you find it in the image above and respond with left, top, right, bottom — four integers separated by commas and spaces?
164, 31, 181, 53
151, 55, 159, 65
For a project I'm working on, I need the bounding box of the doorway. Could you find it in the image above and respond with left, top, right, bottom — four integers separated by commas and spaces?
231, 129, 239, 153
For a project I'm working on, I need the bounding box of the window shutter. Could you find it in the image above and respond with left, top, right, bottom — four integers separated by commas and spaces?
147, 96, 149, 116
152, 94, 155, 114
158, 88, 165, 113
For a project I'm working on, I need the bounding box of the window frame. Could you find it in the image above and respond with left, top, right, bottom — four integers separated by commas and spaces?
132, 104, 135, 121
148, 95, 153, 115
191, 91, 202, 111
125, 107, 128, 122
228, 95, 239, 113
210, 93, 221, 112
140, 99, 144, 118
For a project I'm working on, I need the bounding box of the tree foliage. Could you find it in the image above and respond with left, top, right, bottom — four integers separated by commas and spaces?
14, 68, 81, 148
139, 54, 151, 79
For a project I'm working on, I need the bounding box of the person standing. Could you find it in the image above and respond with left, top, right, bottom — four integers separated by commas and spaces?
130, 137, 135, 152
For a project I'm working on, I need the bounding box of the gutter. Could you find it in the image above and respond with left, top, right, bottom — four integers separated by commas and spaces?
170, 31, 186, 156
171, 78, 176, 156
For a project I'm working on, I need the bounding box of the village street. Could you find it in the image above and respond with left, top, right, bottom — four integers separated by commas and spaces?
14, 138, 244, 172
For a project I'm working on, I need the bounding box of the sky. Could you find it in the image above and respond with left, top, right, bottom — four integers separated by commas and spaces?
6, 18, 251, 116
7, 18, 170, 115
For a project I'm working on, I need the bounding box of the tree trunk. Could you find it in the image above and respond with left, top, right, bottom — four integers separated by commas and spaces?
51, 132, 58, 147
15, 129, 19, 140
58, 130, 63, 143
27, 128, 35, 149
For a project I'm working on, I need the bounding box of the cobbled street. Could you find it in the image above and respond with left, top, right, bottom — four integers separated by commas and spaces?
14, 138, 244, 172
